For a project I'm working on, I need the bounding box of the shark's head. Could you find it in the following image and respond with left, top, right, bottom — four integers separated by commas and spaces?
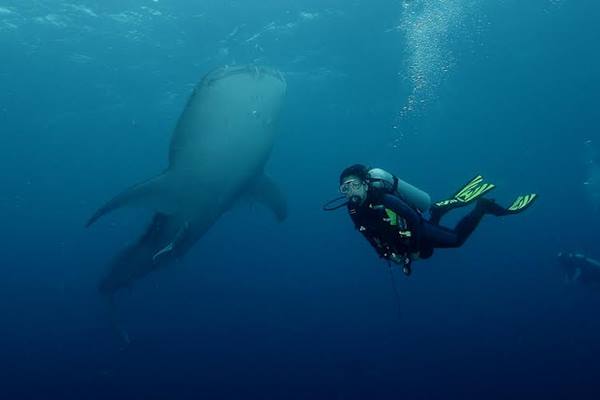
169, 64, 287, 178
200, 65, 287, 131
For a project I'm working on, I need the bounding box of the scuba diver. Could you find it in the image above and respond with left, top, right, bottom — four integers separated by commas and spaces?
324, 164, 538, 276
558, 251, 600, 287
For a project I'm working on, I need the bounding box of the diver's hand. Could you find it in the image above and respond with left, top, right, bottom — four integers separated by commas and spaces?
389, 253, 409, 266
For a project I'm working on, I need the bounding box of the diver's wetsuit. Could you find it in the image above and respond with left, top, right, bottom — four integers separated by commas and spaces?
349, 192, 487, 262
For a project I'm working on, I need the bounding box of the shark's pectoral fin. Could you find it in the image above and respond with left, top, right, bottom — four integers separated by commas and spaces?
152, 222, 189, 263
248, 174, 287, 222
86, 172, 173, 227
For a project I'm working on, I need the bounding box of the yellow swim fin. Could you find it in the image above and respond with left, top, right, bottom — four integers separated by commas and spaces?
506, 193, 538, 214
434, 175, 496, 209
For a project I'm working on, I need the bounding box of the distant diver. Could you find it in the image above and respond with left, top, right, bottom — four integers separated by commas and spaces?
558, 251, 600, 287
324, 164, 538, 275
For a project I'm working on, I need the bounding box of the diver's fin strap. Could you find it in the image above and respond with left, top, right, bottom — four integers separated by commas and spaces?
434, 198, 460, 208
506, 193, 538, 213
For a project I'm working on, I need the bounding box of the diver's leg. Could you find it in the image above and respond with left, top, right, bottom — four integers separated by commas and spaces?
421, 202, 487, 248
429, 205, 445, 225
430, 176, 496, 225
424, 196, 538, 250
451, 204, 487, 246
420, 222, 463, 249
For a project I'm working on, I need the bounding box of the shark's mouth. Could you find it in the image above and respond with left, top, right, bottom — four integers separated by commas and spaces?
201, 64, 286, 88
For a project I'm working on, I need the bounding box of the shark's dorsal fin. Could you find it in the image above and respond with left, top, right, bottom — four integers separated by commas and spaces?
247, 174, 287, 222
86, 172, 173, 227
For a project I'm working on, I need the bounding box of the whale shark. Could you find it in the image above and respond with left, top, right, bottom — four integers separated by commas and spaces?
87, 65, 288, 294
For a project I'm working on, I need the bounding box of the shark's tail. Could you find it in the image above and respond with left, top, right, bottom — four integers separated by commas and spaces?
105, 294, 131, 348
97, 213, 186, 346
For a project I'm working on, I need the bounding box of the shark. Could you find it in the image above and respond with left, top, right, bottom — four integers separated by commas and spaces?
87, 65, 288, 295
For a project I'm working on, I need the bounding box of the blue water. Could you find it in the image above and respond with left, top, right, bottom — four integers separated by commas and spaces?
2, 0, 600, 398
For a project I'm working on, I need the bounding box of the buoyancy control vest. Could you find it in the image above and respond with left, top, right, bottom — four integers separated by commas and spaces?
349, 201, 414, 265
349, 168, 431, 266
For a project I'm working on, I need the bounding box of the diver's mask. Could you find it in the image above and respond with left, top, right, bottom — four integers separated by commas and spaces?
340, 178, 368, 206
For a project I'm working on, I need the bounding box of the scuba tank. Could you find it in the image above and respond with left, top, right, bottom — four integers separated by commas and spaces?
367, 168, 431, 212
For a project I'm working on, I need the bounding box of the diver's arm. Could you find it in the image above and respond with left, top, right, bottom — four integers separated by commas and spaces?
381, 194, 423, 250
584, 256, 600, 269
381, 194, 422, 228
572, 253, 600, 269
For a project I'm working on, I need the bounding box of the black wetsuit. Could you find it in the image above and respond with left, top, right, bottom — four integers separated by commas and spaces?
349, 192, 487, 263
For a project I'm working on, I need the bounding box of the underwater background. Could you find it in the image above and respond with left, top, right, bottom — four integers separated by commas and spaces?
1, 0, 600, 398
